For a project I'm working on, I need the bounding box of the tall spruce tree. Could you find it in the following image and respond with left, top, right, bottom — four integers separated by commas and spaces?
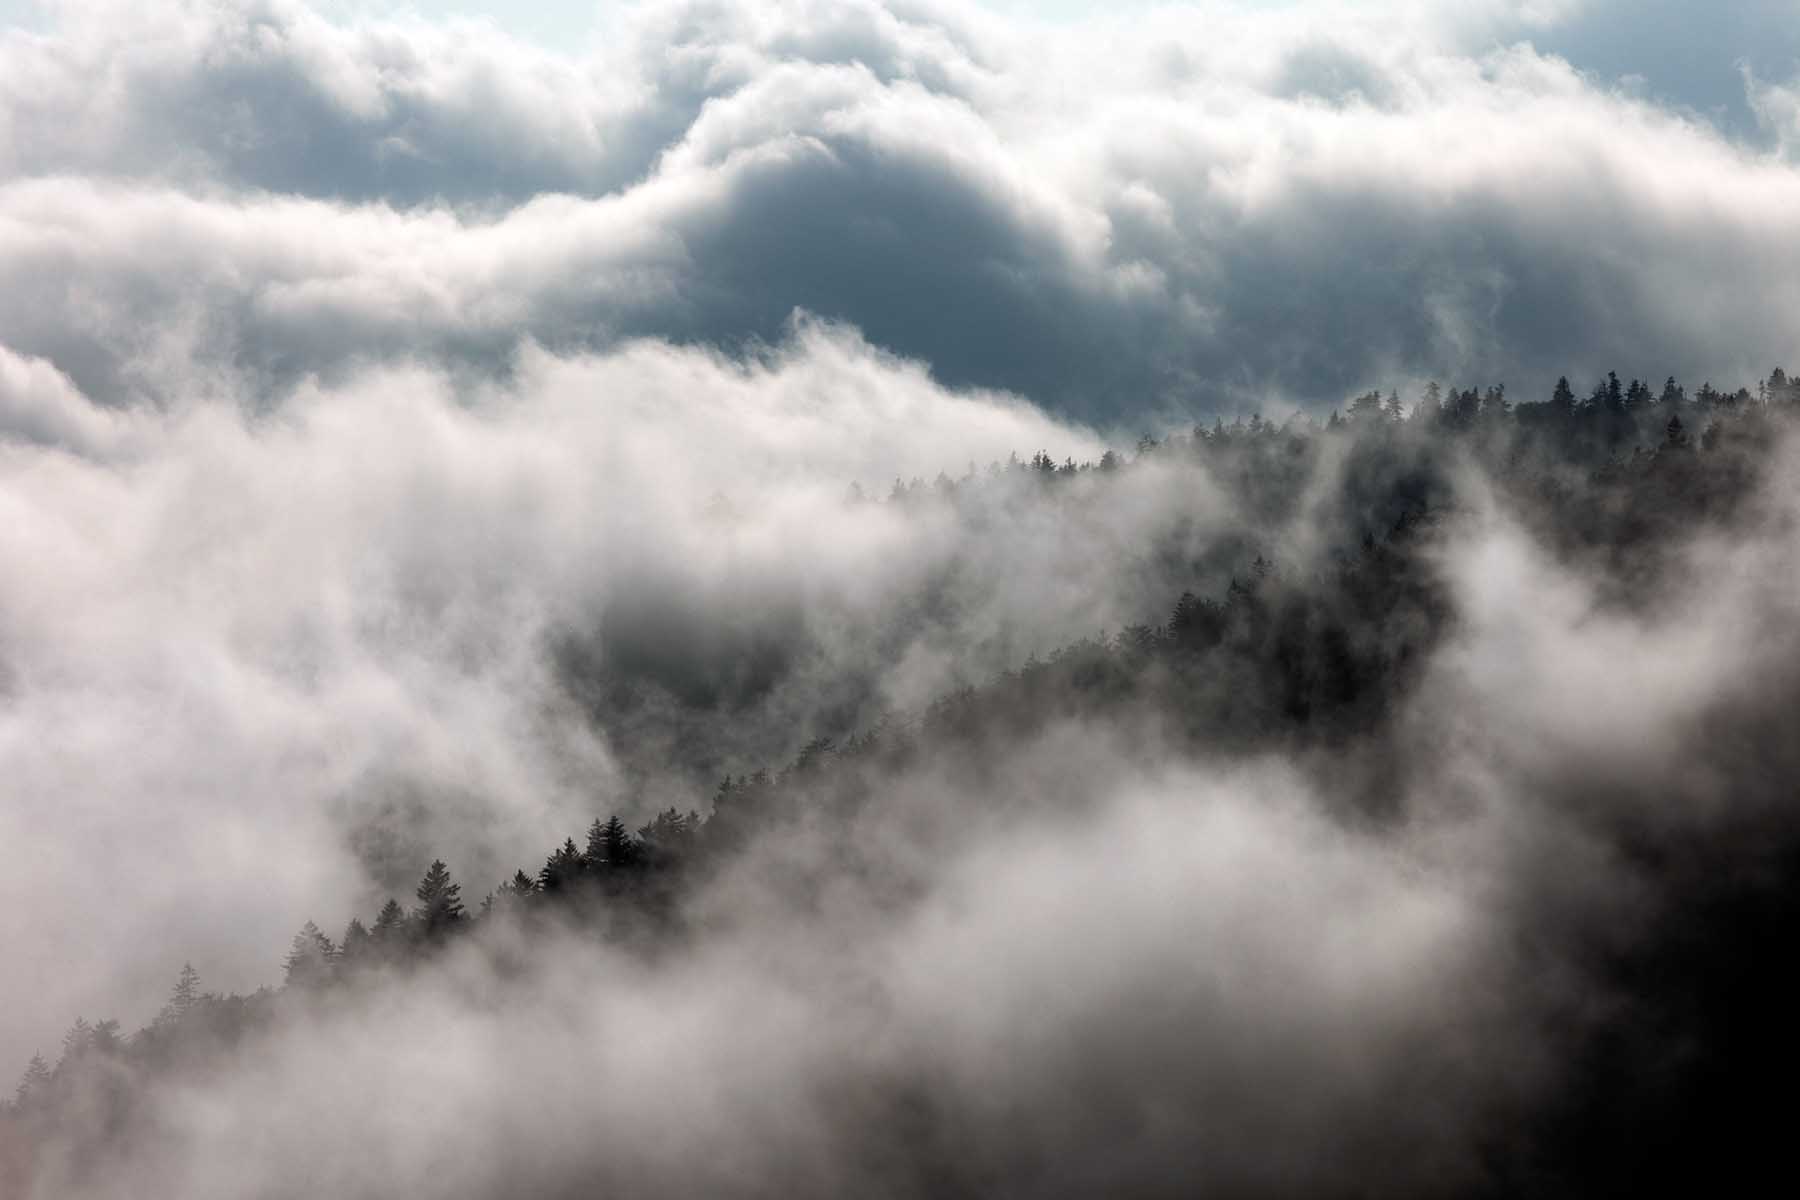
596, 815, 636, 869
413, 860, 467, 941
371, 897, 408, 950
58, 1018, 91, 1071
157, 963, 201, 1027
540, 838, 584, 893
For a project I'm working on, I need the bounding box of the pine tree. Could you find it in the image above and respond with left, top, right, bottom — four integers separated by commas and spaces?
486, 869, 537, 915
1771, 368, 1793, 405
1552, 376, 1575, 410
640, 808, 691, 846
14, 1053, 50, 1107
371, 897, 408, 948
414, 860, 467, 940
90, 1019, 121, 1055
157, 963, 201, 1027
540, 837, 584, 893
58, 1018, 92, 1071
595, 815, 636, 869
1421, 380, 1443, 419
339, 918, 371, 966
284, 921, 336, 989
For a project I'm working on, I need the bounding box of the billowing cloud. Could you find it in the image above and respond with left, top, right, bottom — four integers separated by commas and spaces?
2, 0, 1798, 419
6, 3, 1800, 1193
0, 318, 1122, 1076
23, 755, 1526, 1199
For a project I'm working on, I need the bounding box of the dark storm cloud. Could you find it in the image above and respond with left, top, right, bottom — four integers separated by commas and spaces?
3, 0, 1798, 422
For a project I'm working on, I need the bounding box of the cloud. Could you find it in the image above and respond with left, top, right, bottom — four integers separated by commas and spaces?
3, 0, 1799, 420
1748, 67, 1800, 160
0, 346, 135, 456
0, 318, 1129, 1077
20, 747, 1533, 1199
30, 459, 1800, 1197
6, 3, 1800, 1192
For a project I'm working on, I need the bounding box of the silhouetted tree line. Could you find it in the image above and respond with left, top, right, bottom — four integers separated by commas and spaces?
7, 366, 1798, 1191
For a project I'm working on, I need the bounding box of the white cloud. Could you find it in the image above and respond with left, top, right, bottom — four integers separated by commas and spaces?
2, 1, 1798, 418
4, 5, 1800, 1188
0, 318, 1118, 1073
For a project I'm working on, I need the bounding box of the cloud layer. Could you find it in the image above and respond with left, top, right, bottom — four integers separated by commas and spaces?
2, 0, 1798, 419
0, 316, 1132, 1071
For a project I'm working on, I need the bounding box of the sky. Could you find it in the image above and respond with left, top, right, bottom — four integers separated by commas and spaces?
4, 0, 1800, 1145
0, 0, 1796, 424
14, 0, 1790, 128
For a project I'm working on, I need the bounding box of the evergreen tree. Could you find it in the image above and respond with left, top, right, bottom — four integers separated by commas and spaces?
1771, 368, 1793, 405
540, 837, 584, 894
1421, 380, 1443, 419
90, 1019, 121, 1055
793, 738, 834, 775
157, 962, 201, 1027
1552, 376, 1576, 410
639, 808, 692, 848
413, 860, 467, 940
339, 918, 371, 966
284, 921, 336, 989
1349, 390, 1384, 421
371, 897, 408, 949
593, 815, 636, 870
485, 869, 537, 916
584, 819, 609, 868
57, 1018, 92, 1071
13, 1053, 50, 1107
1447, 387, 1481, 427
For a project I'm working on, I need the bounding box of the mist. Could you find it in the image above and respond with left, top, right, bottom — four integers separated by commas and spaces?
7, 1, 1800, 1197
